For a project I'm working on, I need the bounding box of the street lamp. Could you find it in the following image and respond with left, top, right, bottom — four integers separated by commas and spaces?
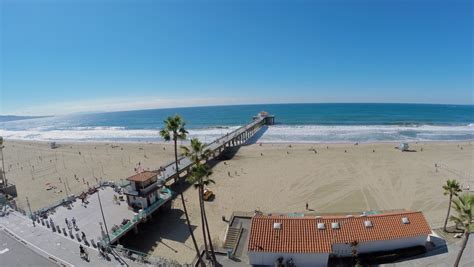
0, 136, 8, 188
97, 189, 111, 246
26, 197, 35, 227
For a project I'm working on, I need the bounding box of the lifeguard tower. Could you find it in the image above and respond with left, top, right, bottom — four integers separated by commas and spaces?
123, 171, 172, 215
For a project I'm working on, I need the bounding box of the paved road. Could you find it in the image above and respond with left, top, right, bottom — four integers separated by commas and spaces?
0, 230, 56, 267
0, 211, 132, 267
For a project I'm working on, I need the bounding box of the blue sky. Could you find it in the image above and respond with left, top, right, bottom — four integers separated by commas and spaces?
1, 0, 472, 115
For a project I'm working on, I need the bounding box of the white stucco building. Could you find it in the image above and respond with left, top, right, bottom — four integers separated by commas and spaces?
123, 171, 170, 213
247, 211, 432, 266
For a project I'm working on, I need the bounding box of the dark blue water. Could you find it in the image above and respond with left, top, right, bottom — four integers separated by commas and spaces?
0, 103, 473, 143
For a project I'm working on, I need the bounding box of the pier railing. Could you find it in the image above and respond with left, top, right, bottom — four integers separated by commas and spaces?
105, 187, 173, 244
158, 115, 267, 183
205, 116, 263, 149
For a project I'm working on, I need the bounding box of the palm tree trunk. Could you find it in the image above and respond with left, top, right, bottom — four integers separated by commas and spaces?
202, 193, 217, 264
454, 231, 469, 267
199, 184, 210, 261
174, 138, 204, 267
443, 193, 452, 232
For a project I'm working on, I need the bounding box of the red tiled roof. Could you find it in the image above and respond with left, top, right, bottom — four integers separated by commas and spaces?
126, 171, 158, 182
248, 211, 431, 253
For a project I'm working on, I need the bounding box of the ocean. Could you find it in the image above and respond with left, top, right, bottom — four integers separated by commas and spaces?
0, 103, 473, 143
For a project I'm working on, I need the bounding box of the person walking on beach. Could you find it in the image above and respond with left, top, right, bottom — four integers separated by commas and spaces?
305, 203, 309, 210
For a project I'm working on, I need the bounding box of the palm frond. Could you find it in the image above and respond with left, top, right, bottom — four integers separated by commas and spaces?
449, 193, 474, 231
159, 129, 171, 141
443, 179, 462, 196
181, 146, 190, 155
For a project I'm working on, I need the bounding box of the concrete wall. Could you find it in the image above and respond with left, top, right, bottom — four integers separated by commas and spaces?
129, 192, 158, 210
332, 235, 428, 257
149, 192, 157, 205
248, 236, 427, 266
248, 251, 329, 267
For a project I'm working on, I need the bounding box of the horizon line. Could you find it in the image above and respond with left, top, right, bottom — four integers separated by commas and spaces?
1, 101, 473, 117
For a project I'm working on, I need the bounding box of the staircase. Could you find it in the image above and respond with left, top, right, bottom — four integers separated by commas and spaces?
223, 225, 243, 252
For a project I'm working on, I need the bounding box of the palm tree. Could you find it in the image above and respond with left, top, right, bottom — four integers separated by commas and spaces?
181, 138, 211, 164
443, 179, 462, 231
187, 163, 215, 263
201, 174, 217, 264
450, 193, 473, 267
160, 115, 204, 266
182, 138, 217, 263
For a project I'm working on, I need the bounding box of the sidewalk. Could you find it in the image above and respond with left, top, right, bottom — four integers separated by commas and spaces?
0, 230, 55, 267
384, 235, 473, 267
0, 210, 136, 267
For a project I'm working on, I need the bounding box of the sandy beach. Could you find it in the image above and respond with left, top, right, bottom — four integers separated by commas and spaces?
3, 140, 473, 264
2, 141, 176, 210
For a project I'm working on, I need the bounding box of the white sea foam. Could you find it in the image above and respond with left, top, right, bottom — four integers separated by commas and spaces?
0, 126, 242, 143
0, 124, 472, 143
256, 125, 474, 143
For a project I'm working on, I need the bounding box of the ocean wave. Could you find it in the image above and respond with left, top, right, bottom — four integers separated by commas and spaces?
0, 125, 242, 143
256, 125, 473, 143
0, 124, 472, 143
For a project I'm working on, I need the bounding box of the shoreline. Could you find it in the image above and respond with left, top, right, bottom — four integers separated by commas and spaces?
3, 138, 474, 146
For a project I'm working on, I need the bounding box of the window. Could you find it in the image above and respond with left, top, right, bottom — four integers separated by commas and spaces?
331, 222, 340, 229
364, 220, 373, 228
402, 217, 410, 224
273, 222, 282, 230
317, 223, 325, 230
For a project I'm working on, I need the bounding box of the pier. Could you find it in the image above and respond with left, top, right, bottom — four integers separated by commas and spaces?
158, 111, 274, 182
0, 112, 275, 267
112, 112, 274, 245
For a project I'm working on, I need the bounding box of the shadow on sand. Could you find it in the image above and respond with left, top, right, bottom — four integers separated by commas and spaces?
119, 208, 197, 253
244, 125, 268, 145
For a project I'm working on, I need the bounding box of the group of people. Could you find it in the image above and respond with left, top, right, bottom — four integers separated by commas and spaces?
65, 217, 87, 241
65, 217, 78, 230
